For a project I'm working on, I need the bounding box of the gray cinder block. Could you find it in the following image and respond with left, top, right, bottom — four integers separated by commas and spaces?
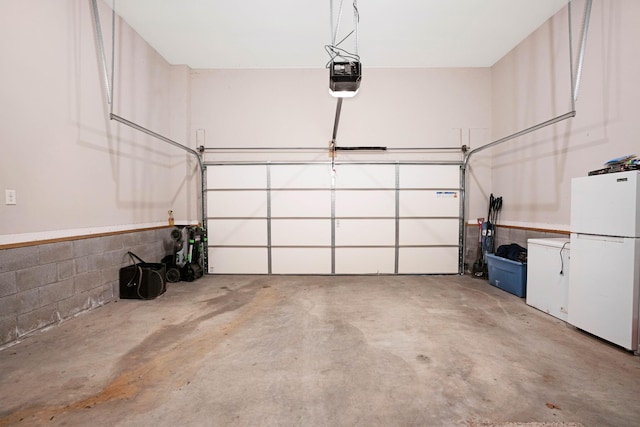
0, 315, 18, 345
0, 294, 18, 317
16, 264, 57, 292
38, 242, 73, 264
73, 270, 106, 294
57, 293, 91, 319
73, 235, 124, 258
75, 251, 119, 274
0, 246, 38, 274
16, 289, 40, 314
0, 271, 17, 298
39, 279, 74, 307
57, 260, 75, 281
17, 304, 59, 337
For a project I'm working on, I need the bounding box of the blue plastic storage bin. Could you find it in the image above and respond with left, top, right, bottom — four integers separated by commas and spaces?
486, 253, 527, 297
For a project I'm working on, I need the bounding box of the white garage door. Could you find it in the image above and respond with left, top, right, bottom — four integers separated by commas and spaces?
206, 162, 461, 274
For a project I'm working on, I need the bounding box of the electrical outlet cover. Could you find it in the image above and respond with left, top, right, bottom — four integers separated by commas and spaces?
5, 189, 16, 205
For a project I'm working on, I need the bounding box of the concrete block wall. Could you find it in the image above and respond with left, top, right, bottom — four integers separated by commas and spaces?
464, 225, 568, 273
0, 228, 173, 347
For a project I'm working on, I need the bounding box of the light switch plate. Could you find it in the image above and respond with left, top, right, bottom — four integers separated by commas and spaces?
5, 189, 16, 205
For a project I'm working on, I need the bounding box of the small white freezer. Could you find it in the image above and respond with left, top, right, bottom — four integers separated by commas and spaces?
526, 238, 571, 322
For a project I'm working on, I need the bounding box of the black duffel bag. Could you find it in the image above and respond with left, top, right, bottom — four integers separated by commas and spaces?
119, 252, 166, 300
495, 243, 528, 263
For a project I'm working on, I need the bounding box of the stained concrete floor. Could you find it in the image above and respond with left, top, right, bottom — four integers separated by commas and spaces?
0, 275, 639, 427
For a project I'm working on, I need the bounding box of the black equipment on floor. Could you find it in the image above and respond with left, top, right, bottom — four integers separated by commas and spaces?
119, 252, 166, 300
474, 193, 503, 278
163, 225, 206, 282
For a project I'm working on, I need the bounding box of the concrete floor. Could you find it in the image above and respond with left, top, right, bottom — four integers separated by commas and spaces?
0, 275, 639, 427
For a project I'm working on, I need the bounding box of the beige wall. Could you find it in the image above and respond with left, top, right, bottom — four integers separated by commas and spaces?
4, 1, 629, 246
192, 68, 491, 150
0, 0, 194, 245
489, 0, 640, 230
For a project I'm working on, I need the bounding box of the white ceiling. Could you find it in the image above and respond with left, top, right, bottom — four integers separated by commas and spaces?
113, 0, 568, 69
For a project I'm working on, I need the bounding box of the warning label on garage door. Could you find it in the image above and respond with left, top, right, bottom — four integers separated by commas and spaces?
436, 191, 458, 198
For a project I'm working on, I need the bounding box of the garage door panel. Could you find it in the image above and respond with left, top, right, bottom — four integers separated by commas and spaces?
207, 165, 266, 189
400, 165, 460, 188
335, 191, 395, 217
335, 248, 395, 274
335, 165, 395, 188
270, 164, 332, 189
208, 248, 268, 274
336, 219, 395, 246
399, 247, 459, 274
400, 219, 459, 246
272, 248, 331, 274
399, 191, 459, 217
208, 191, 267, 217
271, 220, 331, 246
206, 164, 461, 275
208, 219, 267, 246
271, 191, 331, 217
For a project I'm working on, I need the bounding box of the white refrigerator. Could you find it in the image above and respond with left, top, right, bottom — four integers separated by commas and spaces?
569, 171, 640, 352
